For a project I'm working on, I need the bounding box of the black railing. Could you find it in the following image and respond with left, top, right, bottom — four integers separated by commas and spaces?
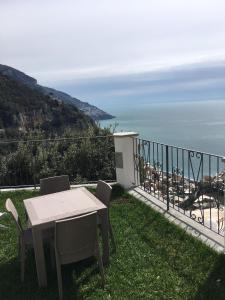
134, 138, 225, 236
0, 136, 116, 188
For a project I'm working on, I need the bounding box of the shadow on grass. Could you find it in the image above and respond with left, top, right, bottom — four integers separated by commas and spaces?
0, 251, 102, 300
192, 254, 225, 300
0, 190, 108, 300
113, 196, 225, 299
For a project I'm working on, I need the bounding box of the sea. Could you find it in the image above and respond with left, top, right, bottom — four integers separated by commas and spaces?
56, 61, 225, 156
100, 100, 225, 156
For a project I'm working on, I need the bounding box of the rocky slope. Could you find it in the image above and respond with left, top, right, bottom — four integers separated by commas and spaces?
0, 74, 94, 137
0, 64, 114, 120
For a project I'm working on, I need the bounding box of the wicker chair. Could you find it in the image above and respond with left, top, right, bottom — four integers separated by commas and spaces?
96, 180, 116, 251
5, 198, 52, 282
55, 212, 104, 300
40, 175, 70, 195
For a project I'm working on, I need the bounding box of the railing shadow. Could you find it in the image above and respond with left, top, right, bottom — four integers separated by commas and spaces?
132, 187, 224, 250
122, 191, 225, 299
192, 254, 225, 300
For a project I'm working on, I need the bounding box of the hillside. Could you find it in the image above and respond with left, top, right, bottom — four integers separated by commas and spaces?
0, 64, 114, 120
0, 74, 94, 137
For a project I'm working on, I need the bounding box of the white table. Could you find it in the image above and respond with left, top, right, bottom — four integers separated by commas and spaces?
23, 187, 109, 287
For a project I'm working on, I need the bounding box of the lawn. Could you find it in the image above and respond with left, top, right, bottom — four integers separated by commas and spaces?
0, 187, 225, 299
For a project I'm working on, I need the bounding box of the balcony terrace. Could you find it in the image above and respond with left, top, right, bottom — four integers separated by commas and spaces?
1, 187, 225, 300
0, 133, 225, 299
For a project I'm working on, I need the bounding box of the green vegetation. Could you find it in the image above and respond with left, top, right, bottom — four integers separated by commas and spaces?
0, 128, 115, 186
0, 74, 116, 186
0, 188, 225, 299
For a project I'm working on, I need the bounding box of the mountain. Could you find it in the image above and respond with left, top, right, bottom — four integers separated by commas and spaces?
0, 64, 114, 120
0, 74, 94, 137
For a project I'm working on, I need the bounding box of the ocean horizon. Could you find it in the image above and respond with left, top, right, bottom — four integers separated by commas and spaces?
100, 99, 225, 156
54, 60, 225, 156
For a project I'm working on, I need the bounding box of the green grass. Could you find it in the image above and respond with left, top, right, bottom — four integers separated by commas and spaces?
0, 188, 225, 299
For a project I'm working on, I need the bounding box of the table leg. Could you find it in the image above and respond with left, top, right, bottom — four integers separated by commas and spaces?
32, 227, 47, 287
100, 209, 109, 265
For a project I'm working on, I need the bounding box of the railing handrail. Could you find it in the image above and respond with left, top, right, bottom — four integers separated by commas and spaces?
0, 135, 114, 145
135, 137, 224, 159
134, 137, 225, 236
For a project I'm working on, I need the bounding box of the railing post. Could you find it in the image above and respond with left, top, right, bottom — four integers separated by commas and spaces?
222, 157, 225, 254
166, 145, 170, 211
113, 132, 139, 189
33, 156, 37, 190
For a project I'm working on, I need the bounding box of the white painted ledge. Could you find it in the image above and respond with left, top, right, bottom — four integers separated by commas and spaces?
113, 132, 139, 138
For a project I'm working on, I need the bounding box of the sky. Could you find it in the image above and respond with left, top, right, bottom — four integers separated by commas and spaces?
1, 0, 225, 107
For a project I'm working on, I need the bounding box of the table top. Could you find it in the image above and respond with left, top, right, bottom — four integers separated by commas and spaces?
23, 187, 106, 227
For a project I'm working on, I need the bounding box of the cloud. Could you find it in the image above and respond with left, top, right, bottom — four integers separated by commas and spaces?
55, 58, 225, 107
31, 51, 225, 85
1, 0, 225, 85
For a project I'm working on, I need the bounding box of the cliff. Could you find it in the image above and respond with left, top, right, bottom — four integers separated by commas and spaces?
0, 64, 114, 120
0, 74, 94, 137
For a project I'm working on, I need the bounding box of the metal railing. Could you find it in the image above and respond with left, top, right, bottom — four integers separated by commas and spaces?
133, 138, 225, 236
0, 136, 116, 188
